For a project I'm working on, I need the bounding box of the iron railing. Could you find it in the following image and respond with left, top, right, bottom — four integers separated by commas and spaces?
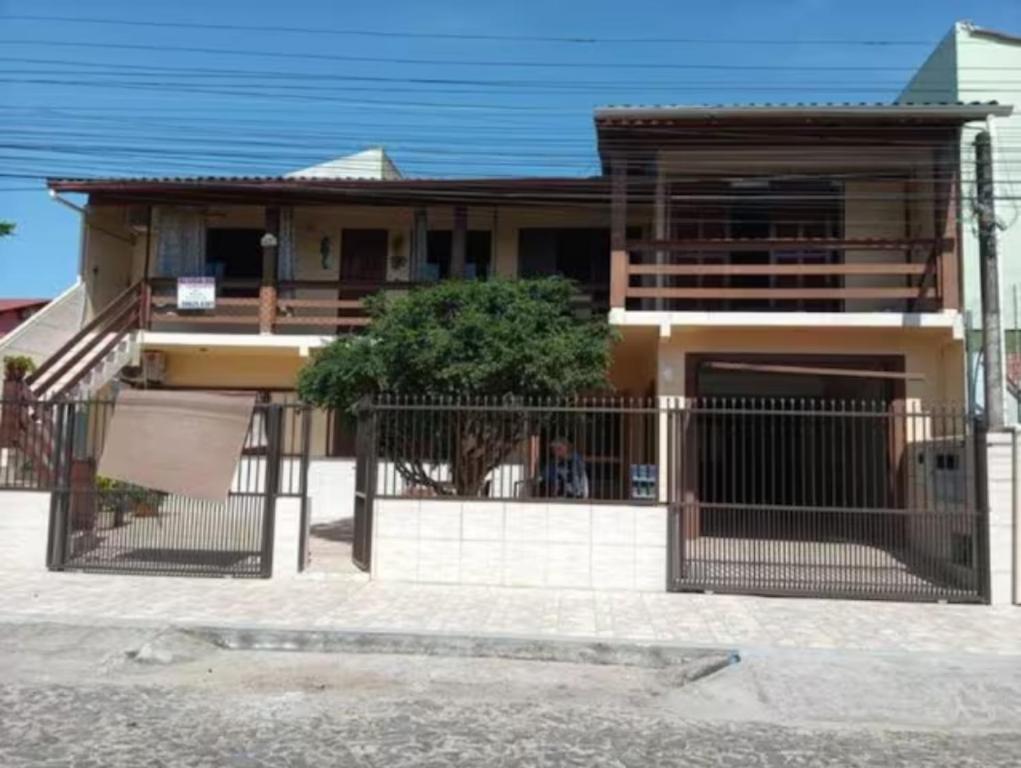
668, 400, 982, 602
372, 395, 660, 502
360, 395, 985, 602
0, 395, 314, 578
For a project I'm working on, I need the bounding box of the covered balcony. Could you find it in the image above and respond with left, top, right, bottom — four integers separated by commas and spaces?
597, 103, 1010, 319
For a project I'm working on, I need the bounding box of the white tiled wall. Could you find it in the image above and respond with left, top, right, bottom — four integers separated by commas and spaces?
0, 491, 50, 572
372, 499, 668, 591
986, 431, 1018, 605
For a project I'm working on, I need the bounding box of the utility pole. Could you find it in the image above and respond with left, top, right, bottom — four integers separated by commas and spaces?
975, 130, 1005, 429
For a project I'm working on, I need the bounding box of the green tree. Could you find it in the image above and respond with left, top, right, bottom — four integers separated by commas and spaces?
0, 221, 14, 238
298, 277, 617, 494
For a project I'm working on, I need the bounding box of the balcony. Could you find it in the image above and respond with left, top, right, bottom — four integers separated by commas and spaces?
145, 278, 414, 335
143, 277, 609, 337
609, 236, 958, 315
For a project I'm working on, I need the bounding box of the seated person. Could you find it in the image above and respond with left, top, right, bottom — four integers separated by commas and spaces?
537, 436, 589, 499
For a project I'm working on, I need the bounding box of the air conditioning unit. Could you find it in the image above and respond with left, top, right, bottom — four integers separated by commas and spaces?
141, 351, 167, 384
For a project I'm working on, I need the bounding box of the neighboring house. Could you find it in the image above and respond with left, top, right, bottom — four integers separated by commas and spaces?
899, 21, 1021, 413
0, 299, 48, 338
0, 283, 88, 370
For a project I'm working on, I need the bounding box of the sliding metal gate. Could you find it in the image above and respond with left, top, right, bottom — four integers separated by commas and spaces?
46, 400, 295, 578
667, 401, 987, 603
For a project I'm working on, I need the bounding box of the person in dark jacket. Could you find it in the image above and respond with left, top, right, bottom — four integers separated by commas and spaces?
539, 436, 589, 499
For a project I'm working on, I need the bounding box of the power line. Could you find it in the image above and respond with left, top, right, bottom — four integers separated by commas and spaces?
0, 38, 990, 72
0, 14, 939, 47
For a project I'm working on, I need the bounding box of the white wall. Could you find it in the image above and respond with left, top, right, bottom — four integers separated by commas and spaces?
0, 491, 50, 572
372, 499, 668, 591
307, 458, 355, 523
0, 282, 87, 367
985, 430, 1018, 604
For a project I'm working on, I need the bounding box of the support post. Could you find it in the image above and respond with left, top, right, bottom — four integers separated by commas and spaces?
654, 164, 667, 310
259, 207, 280, 335
976, 131, 1005, 429
935, 141, 960, 311
610, 157, 628, 310
451, 204, 467, 278
412, 209, 428, 281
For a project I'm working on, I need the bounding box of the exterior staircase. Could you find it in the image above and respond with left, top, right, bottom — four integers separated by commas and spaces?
1, 283, 143, 488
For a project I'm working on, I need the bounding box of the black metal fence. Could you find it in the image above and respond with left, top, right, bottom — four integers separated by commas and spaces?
667, 400, 983, 602
1, 395, 313, 578
359, 395, 986, 602
373, 395, 660, 502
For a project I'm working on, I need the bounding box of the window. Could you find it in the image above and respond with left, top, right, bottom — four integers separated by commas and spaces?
423, 230, 492, 280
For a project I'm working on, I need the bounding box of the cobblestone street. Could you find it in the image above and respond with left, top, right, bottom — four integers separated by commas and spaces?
1, 622, 1020, 767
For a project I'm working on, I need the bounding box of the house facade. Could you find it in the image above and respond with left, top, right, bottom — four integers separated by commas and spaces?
46, 103, 1008, 411
6, 99, 1012, 602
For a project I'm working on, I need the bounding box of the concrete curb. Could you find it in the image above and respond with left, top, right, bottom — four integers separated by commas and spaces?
183, 624, 740, 678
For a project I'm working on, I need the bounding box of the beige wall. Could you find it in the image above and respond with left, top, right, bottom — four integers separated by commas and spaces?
82, 204, 144, 317
608, 326, 658, 397
655, 326, 965, 406
152, 347, 306, 389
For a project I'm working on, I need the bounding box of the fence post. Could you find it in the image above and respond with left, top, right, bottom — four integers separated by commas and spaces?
973, 417, 992, 603
297, 405, 312, 572
46, 401, 73, 570
352, 396, 376, 572
260, 404, 283, 578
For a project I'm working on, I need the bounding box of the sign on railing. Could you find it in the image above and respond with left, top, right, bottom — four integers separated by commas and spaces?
177, 277, 216, 310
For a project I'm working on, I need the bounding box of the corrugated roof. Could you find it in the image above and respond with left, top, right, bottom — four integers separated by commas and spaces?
0, 299, 49, 313
595, 101, 1013, 121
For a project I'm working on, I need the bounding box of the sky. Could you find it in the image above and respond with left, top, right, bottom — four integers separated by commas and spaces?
1, 0, 1020, 298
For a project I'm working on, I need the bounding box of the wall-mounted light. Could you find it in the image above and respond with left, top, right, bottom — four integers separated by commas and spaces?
260, 232, 279, 248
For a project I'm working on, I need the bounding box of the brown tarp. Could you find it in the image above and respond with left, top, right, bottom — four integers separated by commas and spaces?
98, 390, 256, 503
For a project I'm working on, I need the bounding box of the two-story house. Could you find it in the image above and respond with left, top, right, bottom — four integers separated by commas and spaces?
14, 100, 1009, 600
45, 103, 1008, 409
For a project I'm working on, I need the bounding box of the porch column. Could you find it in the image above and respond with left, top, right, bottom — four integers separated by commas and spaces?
260, 206, 280, 335
654, 162, 668, 311
610, 157, 628, 310
934, 140, 960, 312
451, 204, 468, 278
412, 208, 428, 280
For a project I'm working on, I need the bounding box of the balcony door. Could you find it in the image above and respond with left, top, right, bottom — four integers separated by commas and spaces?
205, 228, 262, 297
339, 229, 388, 332
340, 229, 388, 284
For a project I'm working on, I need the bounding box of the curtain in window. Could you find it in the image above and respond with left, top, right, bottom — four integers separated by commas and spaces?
153, 206, 206, 277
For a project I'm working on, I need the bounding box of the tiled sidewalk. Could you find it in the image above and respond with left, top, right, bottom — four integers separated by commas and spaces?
0, 568, 1018, 655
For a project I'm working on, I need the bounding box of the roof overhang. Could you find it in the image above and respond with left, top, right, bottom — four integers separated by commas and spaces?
594, 103, 1014, 170
595, 103, 1013, 123
46, 176, 609, 208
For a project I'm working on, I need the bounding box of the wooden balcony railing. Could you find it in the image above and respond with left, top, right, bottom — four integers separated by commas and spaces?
610, 237, 957, 313
144, 278, 419, 334
143, 277, 611, 335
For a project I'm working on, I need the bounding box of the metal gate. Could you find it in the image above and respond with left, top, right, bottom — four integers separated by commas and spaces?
667, 401, 987, 603
351, 400, 376, 571
47, 400, 288, 578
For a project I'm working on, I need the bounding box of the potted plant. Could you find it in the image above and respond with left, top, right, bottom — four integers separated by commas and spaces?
96, 477, 162, 526
3, 355, 36, 383
1, 356, 36, 448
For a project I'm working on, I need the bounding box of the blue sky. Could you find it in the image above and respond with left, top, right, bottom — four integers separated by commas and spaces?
1, 0, 1019, 297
